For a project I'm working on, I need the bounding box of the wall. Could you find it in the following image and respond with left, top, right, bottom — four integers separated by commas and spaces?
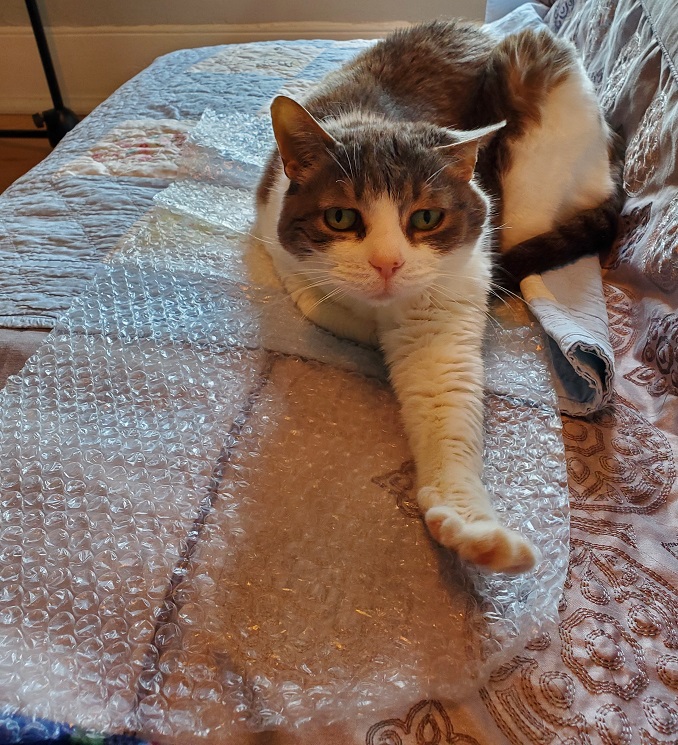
0, 0, 487, 114
0, 0, 486, 27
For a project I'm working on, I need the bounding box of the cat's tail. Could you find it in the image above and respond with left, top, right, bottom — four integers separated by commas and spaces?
493, 131, 626, 291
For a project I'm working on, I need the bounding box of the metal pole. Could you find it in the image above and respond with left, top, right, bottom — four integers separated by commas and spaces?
0, 0, 79, 144
24, 0, 65, 111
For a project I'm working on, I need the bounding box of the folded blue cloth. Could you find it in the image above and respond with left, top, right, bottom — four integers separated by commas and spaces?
521, 259, 614, 416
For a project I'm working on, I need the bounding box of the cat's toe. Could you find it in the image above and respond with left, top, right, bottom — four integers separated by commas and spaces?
459, 522, 539, 574
424, 505, 465, 544
425, 508, 539, 574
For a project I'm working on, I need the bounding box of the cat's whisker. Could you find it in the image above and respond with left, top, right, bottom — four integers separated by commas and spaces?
283, 268, 338, 285
488, 281, 529, 308
417, 265, 525, 320
279, 267, 338, 288
432, 269, 529, 309
485, 288, 514, 313
297, 279, 340, 293
339, 142, 355, 181
429, 288, 501, 331
288, 264, 331, 274
341, 143, 356, 181
352, 141, 360, 179
484, 290, 519, 318
425, 165, 448, 185
429, 281, 495, 317
250, 233, 277, 246
221, 223, 284, 247
293, 281, 334, 295
327, 149, 352, 181
304, 286, 347, 316
326, 148, 353, 183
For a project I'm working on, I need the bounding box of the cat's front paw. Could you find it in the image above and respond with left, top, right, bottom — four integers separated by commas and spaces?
424, 506, 539, 574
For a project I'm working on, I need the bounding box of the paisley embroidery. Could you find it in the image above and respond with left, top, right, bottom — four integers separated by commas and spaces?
624, 94, 667, 197
657, 654, 678, 690
642, 195, 678, 292
481, 544, 678, 744
540, 671, 576, 709
526, 632, 552, 651
567, 541, 678, 651
548, 0, 577, 34
365, 700, 480, 745
570, 515, 638, 548
599, 32, 642, 113
563, 395, 676, 514
602, 283, 637, 357
624, 312, 678, 397
603, 203, 652, 271
582, 0, 616, 65
480, 659, 587, 742
594, 703, 633, 745
642, 696, 678, 736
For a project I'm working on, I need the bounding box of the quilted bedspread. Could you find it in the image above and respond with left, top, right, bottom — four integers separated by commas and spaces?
0, 0, 676, 742
0, 38, 376, 329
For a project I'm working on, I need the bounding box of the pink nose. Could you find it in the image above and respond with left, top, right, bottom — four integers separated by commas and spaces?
369, 257, 404, 280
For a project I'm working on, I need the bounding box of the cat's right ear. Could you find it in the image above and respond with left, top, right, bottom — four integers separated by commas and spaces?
270, 96, 337, 181
437, 120, 507, 181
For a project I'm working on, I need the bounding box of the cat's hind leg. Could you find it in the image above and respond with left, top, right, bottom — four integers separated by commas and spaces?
495, 31, 615, 255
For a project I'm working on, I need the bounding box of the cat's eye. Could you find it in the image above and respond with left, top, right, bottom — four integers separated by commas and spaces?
410, 209, 443, 231
324, 208, 358, 231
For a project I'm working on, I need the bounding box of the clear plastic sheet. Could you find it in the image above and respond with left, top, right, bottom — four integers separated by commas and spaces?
0, 105, 569, 740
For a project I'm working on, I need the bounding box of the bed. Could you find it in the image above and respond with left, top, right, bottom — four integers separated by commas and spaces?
0, 0, 676, 742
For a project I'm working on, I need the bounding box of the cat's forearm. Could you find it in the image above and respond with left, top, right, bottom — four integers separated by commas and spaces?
380, 306, 537, 572
379, 307, 486, 493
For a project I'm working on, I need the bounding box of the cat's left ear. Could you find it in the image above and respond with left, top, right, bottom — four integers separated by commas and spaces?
437, 120, 506, 181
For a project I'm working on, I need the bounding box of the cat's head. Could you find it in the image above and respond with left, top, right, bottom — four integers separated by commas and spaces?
270, 95, 504, 306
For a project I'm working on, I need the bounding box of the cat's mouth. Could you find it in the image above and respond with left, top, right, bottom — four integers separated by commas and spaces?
333, 270, 422, 306
338, 281, 397, 305
371, 286, 396, 301
362, 280, 405, 304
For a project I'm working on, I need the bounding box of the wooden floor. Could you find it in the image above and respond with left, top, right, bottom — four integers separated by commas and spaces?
0, 114, 54, 194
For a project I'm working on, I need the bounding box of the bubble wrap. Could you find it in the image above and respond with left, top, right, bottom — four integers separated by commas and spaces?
0, 106, 569, 740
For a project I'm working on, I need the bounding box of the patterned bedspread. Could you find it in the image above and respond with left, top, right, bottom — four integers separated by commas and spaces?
476, 0, 678, 743
0, 0, 676, 742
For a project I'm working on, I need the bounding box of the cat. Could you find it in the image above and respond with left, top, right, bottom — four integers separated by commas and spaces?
254, 20, 620, 573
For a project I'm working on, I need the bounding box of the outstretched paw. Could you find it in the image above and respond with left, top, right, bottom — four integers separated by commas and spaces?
425, 505, 539, 574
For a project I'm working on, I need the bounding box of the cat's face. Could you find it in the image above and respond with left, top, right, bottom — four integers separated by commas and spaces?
271, 97, 499, 306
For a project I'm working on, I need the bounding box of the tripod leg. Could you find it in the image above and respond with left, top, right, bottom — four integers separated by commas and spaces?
25, 0, 80, 146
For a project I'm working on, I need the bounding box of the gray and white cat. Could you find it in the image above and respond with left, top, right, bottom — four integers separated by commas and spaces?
254, 21, 619, 573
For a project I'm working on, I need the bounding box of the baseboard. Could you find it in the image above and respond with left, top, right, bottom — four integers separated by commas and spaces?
0, 22, 408, 115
